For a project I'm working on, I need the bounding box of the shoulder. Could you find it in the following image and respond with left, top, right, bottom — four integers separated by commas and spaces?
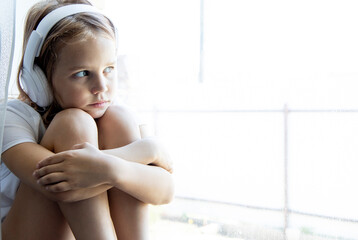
2, 99, 45, 153
5, 99, 44, 132
6, 99, 41, 121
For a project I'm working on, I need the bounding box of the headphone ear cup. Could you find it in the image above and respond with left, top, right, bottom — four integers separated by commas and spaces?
20, 65, 53, 107
32, 65, 53, 107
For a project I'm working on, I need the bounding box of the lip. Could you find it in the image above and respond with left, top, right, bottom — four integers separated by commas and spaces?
88, 100, 109, 108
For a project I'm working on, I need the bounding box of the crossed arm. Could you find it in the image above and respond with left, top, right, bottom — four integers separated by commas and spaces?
33, 138, 174, 205
2, 107, 174, 205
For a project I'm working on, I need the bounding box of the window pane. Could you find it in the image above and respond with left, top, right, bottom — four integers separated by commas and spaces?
203, 0, 358, 110
100, 1, 358, 239
106, 0, 200, 87
288, 113, 358, 238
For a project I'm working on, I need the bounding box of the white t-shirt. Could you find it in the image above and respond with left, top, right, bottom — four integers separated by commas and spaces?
0, 99, 45, 222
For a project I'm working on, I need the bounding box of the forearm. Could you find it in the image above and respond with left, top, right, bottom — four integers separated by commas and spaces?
2, 143, 71, 202
2, 142, 110, 203
107, 154, 175, 205
57, 184, 113, 202
102, 138, 157, 165
102, 137, 173, 174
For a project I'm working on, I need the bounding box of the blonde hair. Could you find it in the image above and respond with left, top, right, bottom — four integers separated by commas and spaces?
17, 0, 116, 126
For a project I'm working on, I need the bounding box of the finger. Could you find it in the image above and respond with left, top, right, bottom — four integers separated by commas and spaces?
168, 161, 174, 173
37, 155, 64, 169
167, 165, 174, 174
33, 164, 63, 179
165, 165, 173, 174
72, 142, 87, 150
45, 182, 71, 192
37, 172, 66, 186
153, 160, 173, 173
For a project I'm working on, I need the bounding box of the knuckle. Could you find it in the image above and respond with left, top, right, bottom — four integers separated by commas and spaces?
39, 168, 48, 176
65, 151, 76, 159
44, 176, 52, 184
70, 180, 78, 189
53, 185, 62, 192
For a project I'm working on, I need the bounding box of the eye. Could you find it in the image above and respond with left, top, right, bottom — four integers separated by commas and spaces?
74, 70, 89, 78
104, 66, 114, 74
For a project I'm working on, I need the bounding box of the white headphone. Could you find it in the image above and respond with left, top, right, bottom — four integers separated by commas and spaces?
20, 4, 114, 107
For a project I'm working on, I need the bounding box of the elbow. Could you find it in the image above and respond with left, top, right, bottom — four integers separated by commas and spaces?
161, 188, 175, 205
164, 177, 175, 204
152, 175, 175, 205
151, 193, 174, 206
154, 192, 174, 206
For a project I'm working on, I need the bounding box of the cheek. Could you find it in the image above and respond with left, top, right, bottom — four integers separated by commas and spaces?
54, 84, 88, 107
107, 79, 117, 96
111, 81, 117, 93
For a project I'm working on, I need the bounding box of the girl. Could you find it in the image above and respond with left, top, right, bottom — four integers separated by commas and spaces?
1, 0, 174, 239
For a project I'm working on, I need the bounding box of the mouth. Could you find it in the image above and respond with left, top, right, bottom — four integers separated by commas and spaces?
88, 100, 110, 108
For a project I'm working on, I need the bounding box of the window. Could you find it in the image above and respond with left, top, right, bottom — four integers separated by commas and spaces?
11, 0, 358, 239
101, 0, 358, 239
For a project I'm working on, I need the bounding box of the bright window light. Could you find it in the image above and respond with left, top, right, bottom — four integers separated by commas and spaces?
10, 0, 358, 239
99, 1, 358, 239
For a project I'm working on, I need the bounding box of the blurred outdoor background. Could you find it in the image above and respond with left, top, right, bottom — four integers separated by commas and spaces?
9, 0, 358, 239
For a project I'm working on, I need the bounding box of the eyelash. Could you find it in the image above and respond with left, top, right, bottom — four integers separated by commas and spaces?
73, 67, 115, 78
104, 66, 114, 73
74, 70, 89, 78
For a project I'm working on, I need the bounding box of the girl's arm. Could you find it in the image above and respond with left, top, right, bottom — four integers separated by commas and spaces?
107, 151, 175, 205
98, 106, 173, 172
34, 142, 175, 205
34, 106, 174, 204
2, 142, 112, 203
102, 137, 173, 173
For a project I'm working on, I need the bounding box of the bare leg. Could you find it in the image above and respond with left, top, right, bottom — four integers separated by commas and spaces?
40, 109, 116, 240
107, 189, 149, 240
2, 183, 74, 240
97, 105, 149, 240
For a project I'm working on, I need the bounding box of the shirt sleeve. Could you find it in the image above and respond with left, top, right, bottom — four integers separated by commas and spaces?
1, 100, 43, 154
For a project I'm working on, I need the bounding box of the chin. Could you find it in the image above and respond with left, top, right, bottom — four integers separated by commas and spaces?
92, 113, 106, 119
88, 110, 106, 119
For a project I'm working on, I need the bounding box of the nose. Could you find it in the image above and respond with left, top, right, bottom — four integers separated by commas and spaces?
91, 74, 108, 95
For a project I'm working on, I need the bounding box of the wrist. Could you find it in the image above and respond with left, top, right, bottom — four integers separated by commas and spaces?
103, 152, 125, 187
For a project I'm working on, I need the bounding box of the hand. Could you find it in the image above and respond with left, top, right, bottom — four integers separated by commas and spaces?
151, 140, 174, 174
33, 142, 112, 192
128, 138, 174, 173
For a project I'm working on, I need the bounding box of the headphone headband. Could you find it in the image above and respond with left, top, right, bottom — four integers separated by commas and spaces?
21, 4, 114, 107
23, 4, 101, 70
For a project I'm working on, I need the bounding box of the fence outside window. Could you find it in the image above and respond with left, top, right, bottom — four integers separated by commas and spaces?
144, 106, 358, 240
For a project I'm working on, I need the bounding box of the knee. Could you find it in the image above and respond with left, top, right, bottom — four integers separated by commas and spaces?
51, 108, 97, 131
43, 109, 98, 149
97, 105, 129, 126
97, 105, 141, 148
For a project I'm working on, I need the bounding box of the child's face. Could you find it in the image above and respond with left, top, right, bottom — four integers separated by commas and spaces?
52, 35, 117, 119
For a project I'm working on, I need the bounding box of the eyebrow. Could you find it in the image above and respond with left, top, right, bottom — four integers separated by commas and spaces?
68, 66, 87, 71
68, 61, 117, 71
